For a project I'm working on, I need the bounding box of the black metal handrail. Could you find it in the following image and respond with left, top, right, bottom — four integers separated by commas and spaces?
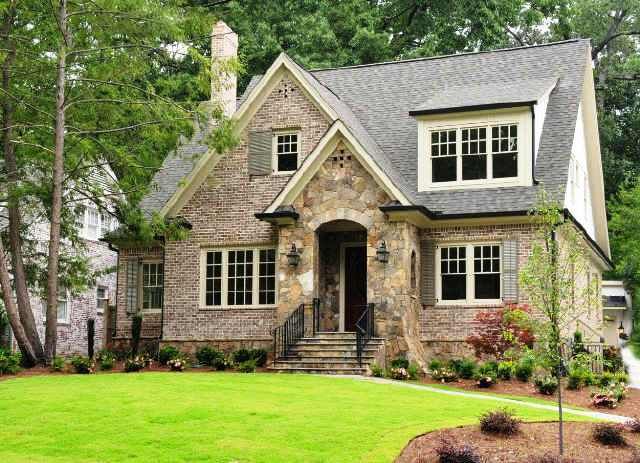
355, 303, 375, 366
273, 298, 320, 362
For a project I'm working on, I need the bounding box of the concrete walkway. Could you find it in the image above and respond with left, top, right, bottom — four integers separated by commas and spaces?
622, 344, 640, 389
337, 375, 631, 424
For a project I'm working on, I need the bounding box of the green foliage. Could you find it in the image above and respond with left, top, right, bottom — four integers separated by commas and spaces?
369, 363, 384, 378
533, 374, 558, 395
431, 367, 458, 383
159, 346, 180, 365
449, 358, 477, 380
603, 346, 624, 373
0, 348, 22, 375
475, 363, 498, 388
51, 356, 66, 372
70, 355, 94, 374
167, 355, 190, 372
391, 357, 410, 369
388, 367, 410, 381
428, 358, 443, 372
497, 361, 516, 380
566, 353, 595, 390
407, 363, 420, 380
237, 359, 257, 373
231, 348, 268, 367
515, 351, 536, 382
96, 350, 116, 371
195, 346, 221, 366
592, 423, 625, 447
124, 355, 149, 373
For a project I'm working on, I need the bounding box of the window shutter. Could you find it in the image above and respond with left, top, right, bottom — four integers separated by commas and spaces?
502, 239, 519, 303
125, 258, 140, 314
248, 131, 272, 175
420, 240, 436, 306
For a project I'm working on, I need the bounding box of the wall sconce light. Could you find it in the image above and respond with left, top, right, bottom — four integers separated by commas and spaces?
618, 322, 625, 337
286, 243, 301, 267
376, 241, 389, 264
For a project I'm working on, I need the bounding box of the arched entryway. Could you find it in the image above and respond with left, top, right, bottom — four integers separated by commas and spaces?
315, 220, 367, 332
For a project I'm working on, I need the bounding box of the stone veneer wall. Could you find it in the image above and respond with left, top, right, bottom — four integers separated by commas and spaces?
278, 143, 427, 365
113, 74, 331, 350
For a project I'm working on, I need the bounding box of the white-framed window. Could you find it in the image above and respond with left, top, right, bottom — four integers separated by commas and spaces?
201, 247, 277, 308
142, 262, 163, 311
96, 286, 108, 314
273, 132, 299, 173
57, 290, 69, 323
80, 206, 118, 240
85, 207, 100, 240
430, 124, 518, 184
436, 243, 502, 304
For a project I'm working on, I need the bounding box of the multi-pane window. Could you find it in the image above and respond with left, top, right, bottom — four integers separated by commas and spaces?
491, 125, 518, 178
473, 245, 500, 299
203, 248, 277, 307
86, 207, 100, 240
259, 249, 276, 305
142, 262, 164, 310
275, 133, 299, 172
57, 290, 69, 323
228, 250, 253, 306
205, 251, 223, 306
431, 129, 457, 182
440, 246, 467, 300
438, 244, 501, 303
80, 206, 117, 240
430, 124, 518, 183
96, 286, 108, 313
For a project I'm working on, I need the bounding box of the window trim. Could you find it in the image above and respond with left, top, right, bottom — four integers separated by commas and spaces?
96, 286, 108, 314
417, 107, 532, 191
140, 259, 163, 313
56, 289, 70, 324
272, 131, 301, 175
199, 246, 278, 310
435, 242, 503, 306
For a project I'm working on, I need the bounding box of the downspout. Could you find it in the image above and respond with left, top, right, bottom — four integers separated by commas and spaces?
531, 104, 539, 185
159, 238, 166, 342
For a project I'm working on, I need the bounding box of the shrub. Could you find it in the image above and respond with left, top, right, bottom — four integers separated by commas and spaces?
614, 371, 630, 385
167, 355, 189, 372
51, 356, 66, 372
0, 349, 22, 375
95, 349, 115, 371
195, 346, 222, 366
212, 354, 231, 371
567, 353, 595, 390
124, 355, 149, 373
465, 304, 536, 360
391, 357, 410, 369
497, 361, 516, 380
592, 423, 625, 446
434, 436, 481, 463
479, 408, 521, 436
591, 391, 618, 408
232, 348, 267, 367
237, 359, 256, 373
475, 363, 498, 388
70, 355, 94, 374
598, 371, 616, 387
428, 358, 443, 372
450, 358, 476, 379
369, 363, 384, 378
534, 374, 558, 395
625, 416, 640, 433
515, 353, 535, 382
232, 348, 252, 364
158, 345, 180, 365
431, 367, 458, 383
603, 345, 624, 372
407, 362, 420, 380
389, 367, 409, 380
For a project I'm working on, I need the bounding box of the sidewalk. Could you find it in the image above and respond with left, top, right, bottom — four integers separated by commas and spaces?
622, 344, 640, 389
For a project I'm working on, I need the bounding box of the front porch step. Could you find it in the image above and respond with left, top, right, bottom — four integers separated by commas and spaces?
271, 332, 384, 375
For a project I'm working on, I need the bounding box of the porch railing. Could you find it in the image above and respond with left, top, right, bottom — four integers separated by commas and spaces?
273, 298, 320, 361
355, 303, 375, 367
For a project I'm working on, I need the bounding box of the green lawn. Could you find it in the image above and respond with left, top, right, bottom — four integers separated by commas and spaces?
0, 372, 589, 463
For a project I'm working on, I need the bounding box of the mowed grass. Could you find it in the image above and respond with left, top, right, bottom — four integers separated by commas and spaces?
0, 372, 589, 463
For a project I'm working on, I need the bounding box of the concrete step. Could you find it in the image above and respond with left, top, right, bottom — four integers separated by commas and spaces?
290, 344, 381, 353
274, 360, 368, 369
295, 339, 385, 347
281, 351, 376, 360
268, 365, 367, 375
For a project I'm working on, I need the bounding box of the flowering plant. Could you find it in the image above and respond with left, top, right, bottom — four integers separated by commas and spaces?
476, 375, 494, 388
167, 356, 189, 372
431, 367, 458, 383
124, 355, 150, 373
390, 367, 409, 380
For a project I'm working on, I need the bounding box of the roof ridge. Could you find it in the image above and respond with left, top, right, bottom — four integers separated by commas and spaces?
309, 38, 588, 73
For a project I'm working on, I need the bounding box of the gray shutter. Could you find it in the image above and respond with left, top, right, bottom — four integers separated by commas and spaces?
420, 240, 436, 306
125, 258, 139, 314
502, 239, 519, 303
248, 130, 272, 175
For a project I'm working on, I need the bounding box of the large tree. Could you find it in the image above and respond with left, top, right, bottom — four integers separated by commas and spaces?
0, 0, 236, 363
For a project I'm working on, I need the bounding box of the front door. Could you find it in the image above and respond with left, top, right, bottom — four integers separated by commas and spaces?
343, 246, 367, 332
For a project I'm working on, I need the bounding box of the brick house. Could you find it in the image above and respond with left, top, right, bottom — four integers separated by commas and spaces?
108, 21, 611, 372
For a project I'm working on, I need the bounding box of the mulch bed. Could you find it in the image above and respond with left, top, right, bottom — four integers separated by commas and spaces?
421, 377, 640, 417
396, 422, 640, 463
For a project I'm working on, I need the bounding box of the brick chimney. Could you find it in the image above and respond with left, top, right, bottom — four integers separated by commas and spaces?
211, 20, 238, 117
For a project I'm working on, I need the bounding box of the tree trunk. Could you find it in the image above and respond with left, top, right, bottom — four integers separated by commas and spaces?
1, 0, 45, 363
0, 239, 37, 365
45, 0, 69, 362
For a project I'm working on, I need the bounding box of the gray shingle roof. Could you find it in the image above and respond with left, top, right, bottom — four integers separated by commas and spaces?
141, 39, 589, 217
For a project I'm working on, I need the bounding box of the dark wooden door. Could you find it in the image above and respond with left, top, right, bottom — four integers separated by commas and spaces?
344, 246, 367, 331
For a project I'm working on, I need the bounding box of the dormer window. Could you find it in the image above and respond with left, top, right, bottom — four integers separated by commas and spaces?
273, 132, 299, 173
417, 107, 532, 191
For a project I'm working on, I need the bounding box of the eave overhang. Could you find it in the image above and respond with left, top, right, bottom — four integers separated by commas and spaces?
409, 101, 536, 117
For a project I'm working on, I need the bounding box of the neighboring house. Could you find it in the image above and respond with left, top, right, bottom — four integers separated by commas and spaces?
602, 280, 633, 346
3, 172, 118, 356
108, 21, 611, 373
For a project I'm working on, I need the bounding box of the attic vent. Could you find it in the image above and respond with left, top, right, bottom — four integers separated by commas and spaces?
330, 151, 352, 169
278, 81, 296, 99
